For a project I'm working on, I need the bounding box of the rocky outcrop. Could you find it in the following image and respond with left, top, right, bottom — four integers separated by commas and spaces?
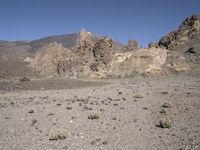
30, 28, 169, 78
148, 42, 159, 48
91, 37, 114, 71
121, 38, 139, 52
77, 28, 94, 48
30, 30, 122, 78
92, 47, 167, 78
158, 14, 200, 73
128, 39, 139, 49
159, 14, 200, 49
29, 14, 200, 78
30, 43, 78, 76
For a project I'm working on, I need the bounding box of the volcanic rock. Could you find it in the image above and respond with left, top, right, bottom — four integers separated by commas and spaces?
128, 38, 139, 49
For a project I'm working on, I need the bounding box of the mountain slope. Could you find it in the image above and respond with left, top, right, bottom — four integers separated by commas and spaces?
159, 14, 200, 73
0, 29, 124, 78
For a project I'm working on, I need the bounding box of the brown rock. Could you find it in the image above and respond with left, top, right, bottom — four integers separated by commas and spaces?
148, 42, 159, 48
128, 38, 139, 49
157, 118, 171, 128
162, 102, 172, 108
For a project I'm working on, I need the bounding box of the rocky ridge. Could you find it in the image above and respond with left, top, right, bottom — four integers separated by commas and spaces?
30, 28, 168, 78
159, 14, 200, 49
159, 14, 200, 73
0, 14, 200, 79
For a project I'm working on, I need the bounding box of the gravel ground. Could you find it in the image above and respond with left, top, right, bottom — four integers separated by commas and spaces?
0, 75, 200, 150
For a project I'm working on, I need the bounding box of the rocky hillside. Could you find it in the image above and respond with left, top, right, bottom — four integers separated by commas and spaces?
30, 29, 167, 78
30, 29, 125, 78
0, 29, 123, 78
159, 14, 200, 73
159, 14, 200, 50
0, 14, 199, 79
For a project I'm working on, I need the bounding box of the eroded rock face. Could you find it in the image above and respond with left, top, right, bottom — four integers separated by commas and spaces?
148, 42, 159, 48
91, 37, 114, 71
159, 14, 200, 49
98, 47, 167, 78
159, 14, 200, 73
30, 29, 169, 78
30, 13, 200, 79
30, 32, 120, 78
77, 28, 94, 48
30, 43, 78, 76
120, 38, 140, 52
128, 39, 139, 49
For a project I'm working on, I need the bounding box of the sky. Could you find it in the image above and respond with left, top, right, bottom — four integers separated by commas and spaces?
0, 0, 200, 47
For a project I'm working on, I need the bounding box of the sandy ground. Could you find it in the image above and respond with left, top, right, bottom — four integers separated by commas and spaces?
0, 75, 200, 150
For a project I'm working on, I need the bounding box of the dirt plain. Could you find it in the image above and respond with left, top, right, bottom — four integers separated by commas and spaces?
0, 75, 199, 150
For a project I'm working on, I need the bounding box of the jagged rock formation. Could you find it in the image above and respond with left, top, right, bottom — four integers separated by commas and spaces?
159, 14, 200, 73
31, 43, 79, 76
99, 47, 167, 78
127, 39, 139, 49
30, 28, 169, 78
30, 29, 123, 78
159, 14, 200, 49
1, 14, 200, 79
148, 42, 159, 48
121, 38, 139, 52
77, 28, 94, 47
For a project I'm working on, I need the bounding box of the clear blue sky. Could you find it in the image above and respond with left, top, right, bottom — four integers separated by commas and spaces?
0, 0, 200, 47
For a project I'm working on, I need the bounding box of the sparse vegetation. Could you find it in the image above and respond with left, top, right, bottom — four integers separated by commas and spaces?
49, 128, 68, 140
91, 138, 101, 146
88, 112, 100, 120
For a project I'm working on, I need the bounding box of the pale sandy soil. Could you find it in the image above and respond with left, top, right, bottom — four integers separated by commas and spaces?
0, 75, 200, 150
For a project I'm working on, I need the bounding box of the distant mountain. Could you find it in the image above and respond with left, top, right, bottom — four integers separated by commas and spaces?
24, 33, 79, 52
0, 29, 124, 53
